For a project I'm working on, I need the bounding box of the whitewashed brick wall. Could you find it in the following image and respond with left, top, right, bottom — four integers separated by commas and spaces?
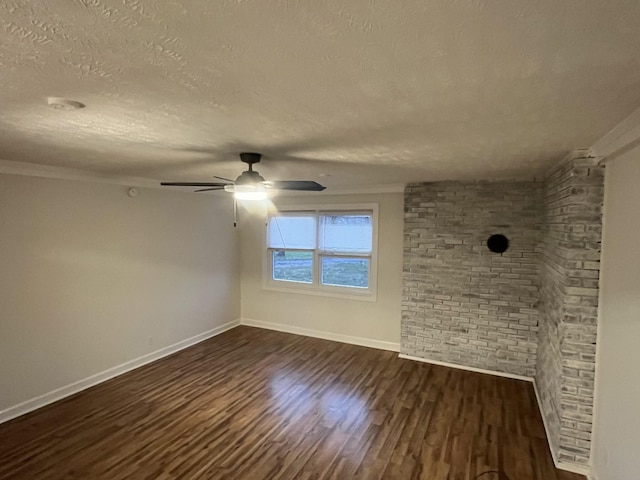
537, 155, 604, 467
402, 181, 543, 377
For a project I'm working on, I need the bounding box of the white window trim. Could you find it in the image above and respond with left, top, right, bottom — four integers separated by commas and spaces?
262, 203, 378, 302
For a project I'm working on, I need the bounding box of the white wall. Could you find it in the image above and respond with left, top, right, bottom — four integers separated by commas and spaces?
592, 149, 640, 479
0, 174, 240, 416
240, 192, 404, 349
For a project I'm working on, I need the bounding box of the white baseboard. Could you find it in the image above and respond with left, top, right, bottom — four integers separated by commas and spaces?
532, 380, 593, 478
240, 318, 400, 352
0, 319, 241, 424
398, 353, 534, 382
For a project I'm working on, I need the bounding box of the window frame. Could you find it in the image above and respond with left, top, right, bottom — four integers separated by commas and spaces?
263, 203, 378, 301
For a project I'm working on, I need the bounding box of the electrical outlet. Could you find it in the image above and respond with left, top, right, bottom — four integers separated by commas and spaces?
147, 336, 153, 346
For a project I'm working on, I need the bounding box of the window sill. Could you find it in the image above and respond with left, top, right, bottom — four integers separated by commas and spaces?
262, 281, 377, 302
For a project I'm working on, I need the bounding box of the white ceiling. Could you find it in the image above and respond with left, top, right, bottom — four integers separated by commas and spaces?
1, 0, 640, 188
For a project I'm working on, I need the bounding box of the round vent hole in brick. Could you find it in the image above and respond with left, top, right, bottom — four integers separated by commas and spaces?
487, 234, 509, 254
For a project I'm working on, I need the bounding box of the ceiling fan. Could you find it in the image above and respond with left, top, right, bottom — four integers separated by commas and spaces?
160, 152, 326, 200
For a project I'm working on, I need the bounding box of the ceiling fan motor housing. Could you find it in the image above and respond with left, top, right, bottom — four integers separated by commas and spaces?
235, 170, 265, 185
235, 152, 265, 184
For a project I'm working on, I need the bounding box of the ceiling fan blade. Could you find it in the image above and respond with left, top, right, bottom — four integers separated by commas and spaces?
194, 187, 226, 192
161, 182, 230, 187
264, 180, 326, 191
213, 175, 235, 182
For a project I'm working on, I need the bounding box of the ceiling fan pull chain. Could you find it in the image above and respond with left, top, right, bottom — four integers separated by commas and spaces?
233, 197, 238, 228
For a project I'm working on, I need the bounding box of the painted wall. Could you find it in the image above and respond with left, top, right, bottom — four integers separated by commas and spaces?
240, 192, 403, 349
592, 149, 640, 480
0, 174, 240, 415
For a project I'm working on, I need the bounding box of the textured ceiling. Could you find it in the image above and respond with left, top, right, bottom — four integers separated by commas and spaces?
2, 0, 640, 188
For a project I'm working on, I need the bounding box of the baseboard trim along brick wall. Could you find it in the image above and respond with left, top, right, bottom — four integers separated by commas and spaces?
398, 353, 533, 382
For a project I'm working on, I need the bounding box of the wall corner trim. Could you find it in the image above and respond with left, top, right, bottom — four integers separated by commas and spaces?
532, 380, 593, 478
0, 319, 241, 425
240, 318, 401, 352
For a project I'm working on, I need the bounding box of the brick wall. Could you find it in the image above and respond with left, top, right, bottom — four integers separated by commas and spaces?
402, 181, 543, 377
536, 155, 604, 467
401, 158, 604, 469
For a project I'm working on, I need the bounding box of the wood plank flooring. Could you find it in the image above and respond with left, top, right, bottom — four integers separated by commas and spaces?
0, 326, 585, 480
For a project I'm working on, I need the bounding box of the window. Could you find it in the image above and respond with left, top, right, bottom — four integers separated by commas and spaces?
265, 205, 377, 299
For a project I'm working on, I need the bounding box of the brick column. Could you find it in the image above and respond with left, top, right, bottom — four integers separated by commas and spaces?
537, 155, 604, 466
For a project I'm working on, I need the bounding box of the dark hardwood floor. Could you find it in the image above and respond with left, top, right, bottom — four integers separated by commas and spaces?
0, 326, 584, 480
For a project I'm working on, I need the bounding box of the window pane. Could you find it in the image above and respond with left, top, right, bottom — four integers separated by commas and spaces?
321, 257, 369, 288
268, 215, 316, 249
273, 250, 313, 284
319, 215, 372, 253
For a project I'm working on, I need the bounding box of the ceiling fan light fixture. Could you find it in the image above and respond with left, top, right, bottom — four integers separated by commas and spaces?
227, 183, 268, 201
236, 191, 268, 201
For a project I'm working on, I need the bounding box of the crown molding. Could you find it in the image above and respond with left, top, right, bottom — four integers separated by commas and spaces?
0, 159, 163, 189
591, 105, 640, 162
0, 159, 405, 195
